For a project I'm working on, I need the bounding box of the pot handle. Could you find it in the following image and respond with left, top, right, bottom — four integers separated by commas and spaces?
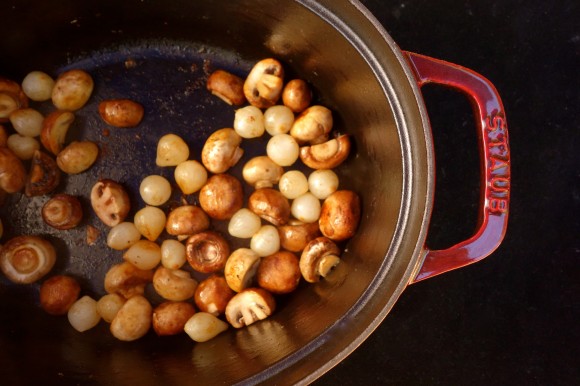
403, 52, 510, 283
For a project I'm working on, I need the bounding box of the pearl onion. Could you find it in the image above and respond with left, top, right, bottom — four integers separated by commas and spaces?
234, 106, 265, 138
266, 134, 299, 167
308, 169, 339, 199
291, 192, 321, 223
174, 160, 207, 194
97, 294, 126, 323
68, 296, 101, 332
107, 222, 142, 250
134, 206, 167, 241
250, 225, 280, 257
21, 71, 55, 102
228, 208, 262, 238
156, 133, 190, 166
161, 239, 186, 269
7, 134, 40, 160
123, 239, 162, 270
278, 170, 308, 199
184, 312, 229, 342
9, 108, 44, 137
264, 105, 294, 135
140, 175, 171, 206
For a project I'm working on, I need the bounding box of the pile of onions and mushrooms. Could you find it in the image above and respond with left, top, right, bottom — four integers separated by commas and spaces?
0, 58, 360, 342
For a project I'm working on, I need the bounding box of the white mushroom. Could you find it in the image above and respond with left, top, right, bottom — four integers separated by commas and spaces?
152, 266, 198, 301
289, 105, 333, 143
242, 156, 284, 189
225, 288, 276, 328
201, 128, 243, 174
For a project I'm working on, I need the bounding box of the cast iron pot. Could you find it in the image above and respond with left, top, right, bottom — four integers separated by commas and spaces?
0, 0, 510, 384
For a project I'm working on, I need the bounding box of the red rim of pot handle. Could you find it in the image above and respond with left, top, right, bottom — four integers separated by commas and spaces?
404, 52, 511, 283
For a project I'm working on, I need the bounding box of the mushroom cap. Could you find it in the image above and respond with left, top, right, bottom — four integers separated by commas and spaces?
225, 287, 276, 328
319, 190, 361, 241
0, 235, 56, 284
242, 155, 284, 189
185, 231, 230, 273
153, 266, 198, 301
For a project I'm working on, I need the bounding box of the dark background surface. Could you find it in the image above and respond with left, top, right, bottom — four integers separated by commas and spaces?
316, 1, 578, 385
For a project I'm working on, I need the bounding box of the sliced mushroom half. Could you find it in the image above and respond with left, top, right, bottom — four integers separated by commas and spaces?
225, 288, 276, 328
299, 237, 342, 283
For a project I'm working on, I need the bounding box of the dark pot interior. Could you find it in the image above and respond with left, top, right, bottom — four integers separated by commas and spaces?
0, 0, 431, 384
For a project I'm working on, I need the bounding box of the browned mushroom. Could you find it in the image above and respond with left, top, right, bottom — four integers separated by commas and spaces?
299, 134, 351, 170
319, 190, 361, 241
277, 220, 321, 252
257, 251, 301, 294
110, 295, 152, 341
40, 110, 75, 155
185, 231, 230, 273
206, 70, 246, 106
40, 275, 81, 315
224, 248, 261, 293
0, 77, 28, 122
199, 174, 243, 220
248, 188, 290, 227
165, 205, 210, 237
282, 79, 312, 113
243, 58, 284, 108
194, 274, 235, 316
24, 150, 60, 197
41, 194, 83, 230
56, 140, 99, 174
0, 235, 56, 284
225, 287, 276, 328
98, 99, 144, 128
201, 128, 243, 174
90, 179, 130, 227
299, 237, 342, 283
51, 69, 94, 111
152, 266, 198, 301
289, 105, 333, 143
104, 261, 154, 299
0, 146, 26, 193
152, 301, 196, 336
0, 124, 8, 147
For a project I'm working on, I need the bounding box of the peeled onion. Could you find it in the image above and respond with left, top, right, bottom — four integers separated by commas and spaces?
9, 108, 44, 137
97, 293, 126, 323
107, 222, 142, 250
139, 175, 172, 206
266, 134, 299, 166
123, 239, 162, 270
21, 71, 55, 101
250, 225, 280, 257
67, 295, 101, 332
278, 170, 308, 199
134, 206, 166, 241
156, 133, 189, 166
234, 105, 264, 138
308, 169, 339, 199
7, 134, 40, 160
160, 239, 186, 270
264, 105, 294, 135
291, 192, 321, 223
184, 312, 228, 342
228, 208, 262, 239
174, 160, 207, 194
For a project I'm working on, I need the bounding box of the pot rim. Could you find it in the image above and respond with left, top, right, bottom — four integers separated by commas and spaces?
242, 1, 435, 384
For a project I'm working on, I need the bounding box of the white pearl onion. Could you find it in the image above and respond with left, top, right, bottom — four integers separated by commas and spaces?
278, 170, 309, 199
67, 295, 101, 332
174, 160, 207, 194
228, 208, 262, 238
184, 312, 228, 342
266, 134, 299, 167
107, 222, 142, 250
308, 169, 339, 199
291, 192, 321, 223
134, 206, 167, 241
250, 225, 280, 257
123, 239, 162, 270
264, 105, 294, 135
161, 239, 186, 269
156, 133, 190, 166
7, 134, 40, 160
140, 175, 172, 206
234, 106, 265, 138
9, 108, 44, 137
21, 71, 55, 102
96, 293, 126, 323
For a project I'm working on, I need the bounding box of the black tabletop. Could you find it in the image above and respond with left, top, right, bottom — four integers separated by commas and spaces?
315, 1, 578, 385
